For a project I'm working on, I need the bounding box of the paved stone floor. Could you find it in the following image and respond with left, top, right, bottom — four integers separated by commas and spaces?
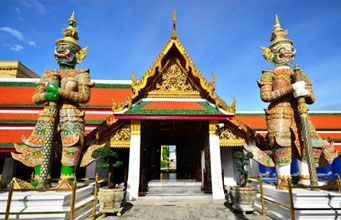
88, 200, 273, 220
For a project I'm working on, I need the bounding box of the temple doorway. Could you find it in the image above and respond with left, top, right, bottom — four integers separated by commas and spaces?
139, 120, 209, 193
160, 145, 177, 180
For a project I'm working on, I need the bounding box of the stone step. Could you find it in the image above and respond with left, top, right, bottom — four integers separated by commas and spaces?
147, 186, 203, 196
148, 179, 201, 187
139, 194, 212, 202
143, 179, 210, 202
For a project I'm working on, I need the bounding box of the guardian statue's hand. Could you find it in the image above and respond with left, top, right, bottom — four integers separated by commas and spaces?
45, 82, 59, 94
44, 92, 59, 101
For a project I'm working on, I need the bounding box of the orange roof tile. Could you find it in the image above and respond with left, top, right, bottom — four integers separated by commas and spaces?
236, 115, 341, 130
309, 115, 341, 128
0, 86, 132, 107
141, 101, 207, 110
0, 129, 93, 143
0, 87, 36, 104
88, 88, 132, 107
0, 130, 32, 143
235, 116, 267, 128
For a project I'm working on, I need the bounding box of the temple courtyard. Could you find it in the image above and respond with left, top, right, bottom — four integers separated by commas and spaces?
88, 200, 273, 220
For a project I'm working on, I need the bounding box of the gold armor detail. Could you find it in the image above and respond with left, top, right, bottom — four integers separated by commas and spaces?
261, 47, 273, 63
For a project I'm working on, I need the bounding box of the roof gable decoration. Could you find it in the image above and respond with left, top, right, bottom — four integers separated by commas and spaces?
103, 121, 131, 148
219, 127, 245, 147
112, 10, 236, 114
87, 118, 131, 148
144, 58, 201, 98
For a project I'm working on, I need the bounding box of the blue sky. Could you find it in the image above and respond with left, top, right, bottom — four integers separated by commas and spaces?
1, 0, 340, 111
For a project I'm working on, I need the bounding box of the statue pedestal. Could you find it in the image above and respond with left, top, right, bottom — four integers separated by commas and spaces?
0, 185, 95, 219
254, 184, 341, 220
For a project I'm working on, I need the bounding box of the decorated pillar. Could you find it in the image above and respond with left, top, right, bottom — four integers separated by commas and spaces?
209, 120, 225, 200
126, 120, 141, 201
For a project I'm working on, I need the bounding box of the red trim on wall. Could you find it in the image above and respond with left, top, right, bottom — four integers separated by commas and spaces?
114, 114, 233, 120
0, 148, 15, 153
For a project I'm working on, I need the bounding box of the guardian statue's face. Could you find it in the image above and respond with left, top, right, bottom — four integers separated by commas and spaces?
55, 43, 78, 67
272, 43, 295, 67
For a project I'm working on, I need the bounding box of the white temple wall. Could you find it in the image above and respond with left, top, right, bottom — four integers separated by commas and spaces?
220, 147, 260, 188
209, 134, 225, 200
126, 120, 141, 201
246, 156, 260, 177
220, 148, 238, 188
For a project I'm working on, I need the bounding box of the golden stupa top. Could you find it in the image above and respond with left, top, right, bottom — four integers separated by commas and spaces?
269, 15, 292, 49
55, 11, 82, 50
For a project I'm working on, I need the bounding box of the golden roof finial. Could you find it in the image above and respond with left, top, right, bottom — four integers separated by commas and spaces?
171, 9, 177, 39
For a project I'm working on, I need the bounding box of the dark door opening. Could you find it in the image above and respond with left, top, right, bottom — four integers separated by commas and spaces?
139, 120, 208, 193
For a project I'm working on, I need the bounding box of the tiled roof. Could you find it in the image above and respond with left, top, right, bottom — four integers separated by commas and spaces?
141, 101, 207, 110
124, 101, 223, 115
0, 79, 131, 151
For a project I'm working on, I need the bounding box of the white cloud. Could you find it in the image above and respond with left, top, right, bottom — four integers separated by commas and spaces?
33, 1, 46, 16
4, 44, 24, 52
21, 1, 32, 8
15, 7, 20, 13
28, 41, 36, 46
10, 44, 23, 51
21, 1, 46, 16
0, 26, 24, 41
0, 26, 37, 48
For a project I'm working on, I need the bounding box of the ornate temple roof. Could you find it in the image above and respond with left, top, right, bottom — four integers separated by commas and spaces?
112, 11, 235, 119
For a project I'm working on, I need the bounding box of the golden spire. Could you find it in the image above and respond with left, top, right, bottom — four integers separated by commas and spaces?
171, 9, 177, 39
274, 14, 280, 26
68, 11, 78, 27
57, 12, 81, 49
269, 14, 291, 49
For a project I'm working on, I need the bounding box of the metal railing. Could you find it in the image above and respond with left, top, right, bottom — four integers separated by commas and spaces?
248, 174, 341, 220
0, 173, 109, 220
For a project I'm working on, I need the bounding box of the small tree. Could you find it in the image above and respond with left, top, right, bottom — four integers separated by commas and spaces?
92, 147, 123, 188
233, 151, 254, 187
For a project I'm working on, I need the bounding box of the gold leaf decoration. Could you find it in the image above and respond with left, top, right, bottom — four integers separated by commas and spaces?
219, 127, 245, 147
146, 60, 200, 98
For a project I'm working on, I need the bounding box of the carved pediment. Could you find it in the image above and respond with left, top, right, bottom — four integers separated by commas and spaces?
104, 122, 131, 148
219, 127, 245, 147
145, 59, 201, 98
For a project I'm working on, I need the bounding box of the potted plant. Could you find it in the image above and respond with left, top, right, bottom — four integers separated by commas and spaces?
92, 147, 124, 216
229, 150, 258, 215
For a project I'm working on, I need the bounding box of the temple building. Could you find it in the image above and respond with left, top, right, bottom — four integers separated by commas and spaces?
0, 14, 341, 201
0, 61, 40, 78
